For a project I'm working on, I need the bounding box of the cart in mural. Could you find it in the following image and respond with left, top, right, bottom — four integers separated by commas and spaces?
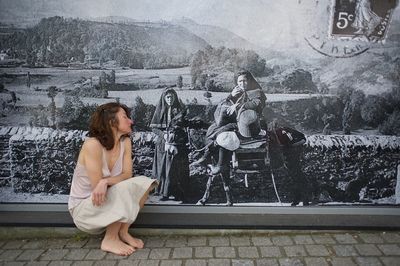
195, 133, 283, 206
195, 127, 307, 206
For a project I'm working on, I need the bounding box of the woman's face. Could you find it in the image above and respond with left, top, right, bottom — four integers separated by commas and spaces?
237, 75, 248, 90
115, 107, 133, 134
164, 93, 175, 106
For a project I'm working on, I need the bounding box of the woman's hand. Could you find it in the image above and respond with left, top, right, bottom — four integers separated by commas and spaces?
226, 103, 238, 115
231, 86, 244, 97
92, 179, 108, 206
165, 143, 178, 155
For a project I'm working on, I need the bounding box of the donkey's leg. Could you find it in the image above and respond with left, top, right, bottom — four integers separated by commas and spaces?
198, 172, 215, 205
219, 172, 233, 206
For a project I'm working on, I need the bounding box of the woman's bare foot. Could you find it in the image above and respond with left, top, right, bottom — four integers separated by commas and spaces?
101, 236, 135, 256
119, 231, 144, 249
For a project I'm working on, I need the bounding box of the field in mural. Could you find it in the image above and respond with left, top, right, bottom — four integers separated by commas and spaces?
0, 0, 399, 206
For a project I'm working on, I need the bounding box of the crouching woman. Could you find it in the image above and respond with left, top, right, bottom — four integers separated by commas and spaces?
68, 102, 158, 256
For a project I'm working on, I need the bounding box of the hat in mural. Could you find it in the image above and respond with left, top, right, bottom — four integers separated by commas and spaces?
216, 131, 240, 151
237, 109, 261, 138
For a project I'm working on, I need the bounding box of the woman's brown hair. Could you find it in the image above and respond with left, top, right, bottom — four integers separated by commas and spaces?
88, 102, 131, 150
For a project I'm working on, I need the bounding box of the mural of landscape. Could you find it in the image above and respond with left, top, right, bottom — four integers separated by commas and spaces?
0, 0, 399, 206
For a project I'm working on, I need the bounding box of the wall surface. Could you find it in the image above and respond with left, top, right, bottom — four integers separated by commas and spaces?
0, 0, 399, 218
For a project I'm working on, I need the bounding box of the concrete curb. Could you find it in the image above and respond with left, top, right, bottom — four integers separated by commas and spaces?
0, 226, 375, 240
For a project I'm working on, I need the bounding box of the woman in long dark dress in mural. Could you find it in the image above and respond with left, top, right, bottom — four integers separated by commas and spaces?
150, 88, 189, 202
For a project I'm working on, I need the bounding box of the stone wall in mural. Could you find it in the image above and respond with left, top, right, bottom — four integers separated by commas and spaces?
0, 0, 399, 206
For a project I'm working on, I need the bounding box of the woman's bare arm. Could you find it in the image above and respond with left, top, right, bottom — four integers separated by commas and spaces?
82, 138, 108, 206
82, 138, 104, 189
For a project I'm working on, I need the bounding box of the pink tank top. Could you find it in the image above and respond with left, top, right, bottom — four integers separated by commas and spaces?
68, 139, 124, 210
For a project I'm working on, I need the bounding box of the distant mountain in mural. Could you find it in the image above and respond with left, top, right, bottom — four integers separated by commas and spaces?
171, 17, 261, 52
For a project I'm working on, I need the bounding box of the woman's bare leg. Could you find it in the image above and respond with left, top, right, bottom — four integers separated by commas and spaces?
119, 184, 157, 249
101, 222, 135, 256
119, 223, 144, 249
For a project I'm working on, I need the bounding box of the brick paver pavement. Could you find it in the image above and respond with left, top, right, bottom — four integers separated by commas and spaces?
0, 230, 399, 265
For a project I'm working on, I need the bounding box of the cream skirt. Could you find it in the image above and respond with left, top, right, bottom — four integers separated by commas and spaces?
70, 176, 158, 235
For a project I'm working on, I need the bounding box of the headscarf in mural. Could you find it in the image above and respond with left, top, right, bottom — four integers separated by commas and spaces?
150, 88, 183, 129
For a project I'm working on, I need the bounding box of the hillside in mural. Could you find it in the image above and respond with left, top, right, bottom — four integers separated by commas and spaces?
0, 16, 209, 69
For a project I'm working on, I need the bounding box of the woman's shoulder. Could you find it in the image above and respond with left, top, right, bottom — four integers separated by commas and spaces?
121, 136, 132, 150
77, 137, 103, 165
83, 137, 104, 151
121, 136, 131, 145
247, 87, 263, 93
247, 88, 265, 97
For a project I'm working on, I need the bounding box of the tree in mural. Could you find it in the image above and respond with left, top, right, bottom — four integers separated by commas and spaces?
99, 71, 108, 98
190, 50, 205, 88
199, 73, 207, 88
57, 94, 97, 130
340, 88, 365, 134
26, 48, 37, 67
29, 104, 49, 127
47, 86, 58, 128
131, 96, 155, 129
189, 46, 267, 89
361, 95, 388, 128
177, 75, 183, 88
10, 91, 17, 108
281, 69, 317, 93
383, 86, 400, 114
379, 87, 400, 135
350, 90, 366, 128
108, 69, 116, 84
58, 96, 74, 128
379, 110, 400, 136
342, 104, 352, 134
303, 105, 320, 129
322, 113, 335, 135
205, 78, 216, 92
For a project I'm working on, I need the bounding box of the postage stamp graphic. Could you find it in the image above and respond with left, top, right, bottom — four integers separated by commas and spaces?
330, 0, 397, 41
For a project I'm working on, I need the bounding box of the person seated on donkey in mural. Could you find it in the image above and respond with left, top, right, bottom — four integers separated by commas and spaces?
68, 102, 158, 256
193, 70, 267, 175
150, 88, 190, 202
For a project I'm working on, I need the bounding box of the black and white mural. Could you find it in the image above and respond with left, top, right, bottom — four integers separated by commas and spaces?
0, 0, 399, 207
